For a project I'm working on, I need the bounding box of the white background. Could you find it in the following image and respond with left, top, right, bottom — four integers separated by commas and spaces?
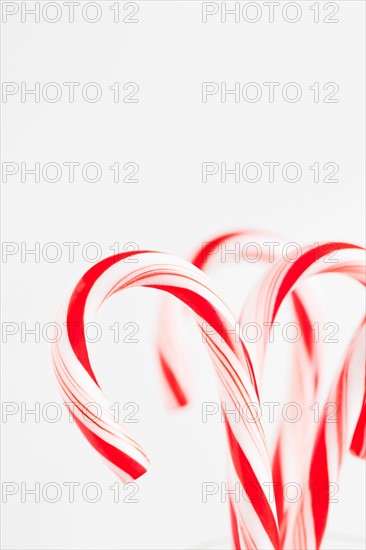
1, 1, 365, 549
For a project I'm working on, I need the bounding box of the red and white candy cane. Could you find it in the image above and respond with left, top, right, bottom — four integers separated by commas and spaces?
157, 235, 365, 547
157, 230, 321, 408
52, 250, 279, 550
156, 231, 323, 547
240, 242, 365, 549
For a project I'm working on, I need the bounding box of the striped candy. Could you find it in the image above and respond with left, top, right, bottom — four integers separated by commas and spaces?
52, 239, 365, 549
156, 234, 365, 549
240, 242, 365, 549
157, 231, 320, 405
52, 250, 279, 550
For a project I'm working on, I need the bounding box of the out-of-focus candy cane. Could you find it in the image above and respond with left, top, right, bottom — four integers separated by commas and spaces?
156, 231, 324, 549
52, 250, 279, 550
157, 230, 320, 408
240, 243, 365, 549
306, 317, 365, 550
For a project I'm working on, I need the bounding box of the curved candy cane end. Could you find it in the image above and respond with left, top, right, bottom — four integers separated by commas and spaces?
158, 352, 189, 408
350, 399, 366, 459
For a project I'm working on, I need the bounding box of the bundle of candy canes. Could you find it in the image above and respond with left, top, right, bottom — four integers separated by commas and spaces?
52, 230, 365, 550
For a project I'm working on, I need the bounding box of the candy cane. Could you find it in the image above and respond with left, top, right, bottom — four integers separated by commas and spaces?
157, 231, 324, 547
240, 243, 365, 548
307, 317, 365, 549
157, 231, 324, 540
52, 250, 279, 550
157, 230, 321, 408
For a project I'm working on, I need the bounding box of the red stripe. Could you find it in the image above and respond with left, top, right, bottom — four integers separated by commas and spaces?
350, 395, 366, 458
224, 413, 279, 550
291, 290, 314, 361
73, 414, 147, 479
150, 285, 240, 357
159, 352, 188, 407
66, 251, 146, 383
192, 232, 244, 270
272, 243, 360, 322
272, 440, 284, 530
309, 422, 329, 549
